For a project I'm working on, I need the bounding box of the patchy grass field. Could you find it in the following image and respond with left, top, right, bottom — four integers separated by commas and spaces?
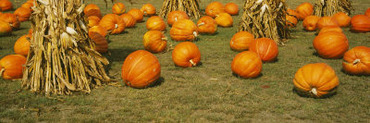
1, 0, 369, 122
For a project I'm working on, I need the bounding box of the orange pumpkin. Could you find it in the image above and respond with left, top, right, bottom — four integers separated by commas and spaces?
172, 42, 201, 67
14, 7, 31, 22
89, 31, 108, 53
170, 19, 198, 41
121, 50, 161, 88
87, 16, 100, 28
229, 31, 254, 51
303, 15, 321, 31
0, 0, 12, 11
127, 8, 144, 22
28, 28, 32, 35
296, 2, 313, 20
0, 13, 20, 29
317, 16, 339, 29
0, 54, 27, 80
215, 13, 233, 27
249, 38, 279, 62
0, 20, 11, 36
84, 4, 102, 18
21, 2, 33, 10
366, 8, 370, 17
197, 16, 217, 34
146, 16, 166, 31
231, 51, 262, 78
88, 26, 107, 38
287, 9, 299, 18
350, 15, 370, 32
224, 3, 239, 15
286, 15, 298, 28
332, 12, 351, 27
342, 46, 370, 75
313, 31, 348, 59
318, 26, 343, 35
99, 14, 125, 34
143, 30, 167, 53
293, 63, 339, 98
14, 34, 31, 56
112, 2, 125, 15
141, 4, 156, 16
120, 13, 136, 28
205, 1, 224, 18
167, 11, 189, 26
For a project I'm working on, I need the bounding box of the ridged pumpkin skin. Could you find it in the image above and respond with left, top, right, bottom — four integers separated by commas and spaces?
167, 11, 189, 26
350, 15, 370, 32
0, 13, 20, 29
88, 26, 107, 38
84, 4, 102, 18
206, 1, 224, 18
249, 38, 279, 62
286, 15, 298, 27
112, 2, 125, 15
141, 4, 156, 16
231, 51, 262, 78
14, 7, 31, 22
224, 3, 239, 15
14, 34, 31, 56
127, 9, 144, 22
146, 16, 166, 31
0, 54, 27, 80
0, 0, 12, 11
303, 15, 320, 31
287, 9, 299, 18
121, 50, 161, 88
366, 8, 370, 17
317, 17, 339, 29
293, 63, 339, 98
197, 16, 217, 34
318, 26, 343, 35
215, 13, 233, 27
313, 32, 349, 59
0, 20, 12, 36
120, 14, 136, 28
170, 19, 198, 41
89, 32, 108, 53
342, 46, 370, 75
229, 31, 254, 51
296, 2, 313, 20
143, 30, 167, 53
87, 16, 100, 28
332, 12, 351, 27
172, 42, 201, 67
99, 14, 125, 34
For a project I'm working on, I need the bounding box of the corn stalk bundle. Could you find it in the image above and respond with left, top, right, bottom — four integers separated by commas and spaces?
159, 0, 201, 19
239, 0, 289, 45
314, 0, 352, 16
22, 0, 110, 95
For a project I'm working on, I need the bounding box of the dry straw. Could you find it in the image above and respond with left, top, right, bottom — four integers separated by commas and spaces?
160, 0, 201, 19
314, 0, 352, 16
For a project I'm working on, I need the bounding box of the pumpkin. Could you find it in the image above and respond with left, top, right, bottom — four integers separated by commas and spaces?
197, 16, 217, 34
296, 2, 313, 20
99, 14, 125, 34
21, 2, 33, 10
120, 13, 136, 28
146, 16, 166, 31
205, 1, 224, 18
350, 15, 370, 32
28, 28, 32, 35
318, 26, 343, 35
143, 30, 167, 53
293, 63, 339, 98
0, 13, 20, 29
313, 31, 348, 59
342, 46, 370, 75
231, 51, 262, 78
317, 16, 339, 29
366, 8, 370, 17
172, 42, 201, 67
170, 19, 198, 41
0, 0, 12, 11
224, 3, 239, 15
286, 15, 298, 28
332, 12, 351, 27
112, 2, 125, 15
287, 9, 299, 18
167, 11, 189, 26
127, 8, 144, 22
88, 26, 107, 38
303, 15, 321, 31
0, 20, 11, 36
0, 54, 27, 80
215, 13, 233, 27
229, 31, 254, 51
250, 38, 279, 62
89, 31, 108, 53
141, 3, 156, 16
14, 7, 31, 22
14, 34, 31, 56
87, 16, 100, 28
121, 50, 161, 88
84, 4, 102, 18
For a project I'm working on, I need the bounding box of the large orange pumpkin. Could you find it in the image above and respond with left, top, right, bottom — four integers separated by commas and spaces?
231, 51, 262, 78
146, 16, 166, 31
224, 3, 238, 15
84, 4, 102, 18
215, 13, 233, 27
317, 16, 339, 29
286, 15, 298, 28
0, 13, 20, 29
172, 42, 201, 67
342, 46, 370, 75
205, 1, 224, 18
143, 30, 167, 53
313, 31, 349, 59
249, 38, 279, 62
127, 8, 144, 22
120, 13, 136, 28
366, 8, 370, 17
0, 0, 12, 11
112, 2, 125, 15
332, 12, 351, 27
99, 14, 125, 34
14, 34, 31, 56
303, 15, 321, 31
296, 2, 313, 20
0, 20, 11, 36
167, 11, 189, 26
89, 31, 108, 53
88, 26, 107, 38
14, 7, 31, 22
229, 31, 254, 51
141, 4, 156, 16
0, 54, 27, 80
293, 63, 339, 98
197, 16, 217, 34
318, 26, 343, 35
350, 15, 370, 32
121, 50, 161, 88
87, 16, 100, 28
170, 19, 198, 41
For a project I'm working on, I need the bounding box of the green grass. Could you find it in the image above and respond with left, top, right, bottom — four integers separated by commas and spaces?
1, 0, 370, 122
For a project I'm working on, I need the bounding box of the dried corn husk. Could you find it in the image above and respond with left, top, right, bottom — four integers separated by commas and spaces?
159, 0, 200, 19
314, 0, 352, 16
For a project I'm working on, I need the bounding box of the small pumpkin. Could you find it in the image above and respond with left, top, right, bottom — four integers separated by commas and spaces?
170, 19, 198, 41
229, 31, 254, 51
121, 50, 161, 88
87, 16, 100, 28
366, 8, 370, 17
231, 51, 262, 78
215, 13, 233, 27
141, 3, 156, 16
146, 16, 166, 31
88, 26, 107, 39
28, 28, 32, 35
224, 3, 239, 15
286, 15, 298, 28
287, 9, 299, 18
167, 11, 189, 26
84, 4, 102, 18
112, 2, 125, 15
0, 0, 12, 11
120, 13, 136, 28
313, 31, 348, 59
318, 26, 343, 35
0, 54, 27, 80
197, 16, 217, 34
332, 12, 351, 27
127, 8, 144, 22
14, 7, 31, 22
342, 46, 370, 75
172, 42, 201, 67
296, 2, 313, 20
89, 31, 108, 53
0, 20, 12, 36
205, 1, 224, 18
303, 15, 321, 31
317, 16, 339, 29
143, 30, 167, 53
249, 38, 279, 62
350, 15, 370, 32
99, 14, 125, 34
14, 34, 31, 56
0, 13, 20, 29
21, 2, 33, 10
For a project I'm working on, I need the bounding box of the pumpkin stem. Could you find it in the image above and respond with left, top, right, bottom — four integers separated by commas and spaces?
197, 22, 205, 26
0, 68, 4, 78
114, 24, 118, 29
174, 17, 177, 22
161, 37, 168, 41
353, 59, 360, 64
310, 88, 318, 96
189, 59, 196, 66
193, 31, 198, 37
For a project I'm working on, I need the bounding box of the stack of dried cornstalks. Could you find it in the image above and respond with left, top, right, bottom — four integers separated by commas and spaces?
239, 0, 289, 45
159, 0, 200, 19
314, 0, 352, 16
22, 0, 110, 95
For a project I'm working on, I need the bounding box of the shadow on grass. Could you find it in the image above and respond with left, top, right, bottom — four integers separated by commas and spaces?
232, 72, 263, 79
105, 48, 137, 62
292, 87, 337, 99
147, 77, 165, 88
340, 68, 369, 76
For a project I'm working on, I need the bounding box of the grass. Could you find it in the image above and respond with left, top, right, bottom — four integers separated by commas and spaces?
1, 0, 370, 122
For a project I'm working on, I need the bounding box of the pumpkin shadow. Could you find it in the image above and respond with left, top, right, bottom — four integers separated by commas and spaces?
263, 58, 279, 63
292, 87, 337, 99
147, 77, 165, 88
340, 68, 368, 76
232, 72, 263, 79
105, 48, 137, 62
